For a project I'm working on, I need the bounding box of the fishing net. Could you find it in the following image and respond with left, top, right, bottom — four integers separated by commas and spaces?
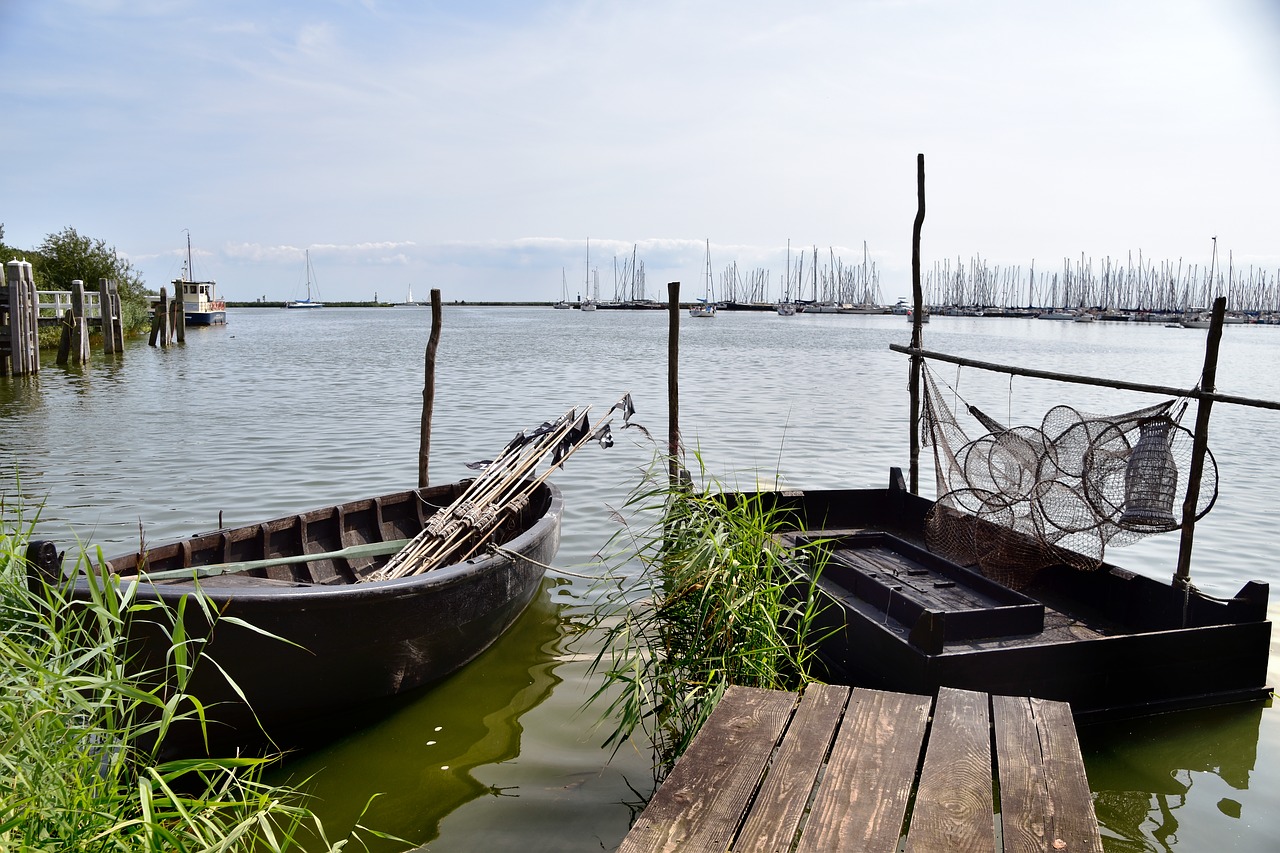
921, 367, 1217, 588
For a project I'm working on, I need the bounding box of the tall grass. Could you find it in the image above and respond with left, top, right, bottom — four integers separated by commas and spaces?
0, 499, 397, 852
586, 454, 832, 776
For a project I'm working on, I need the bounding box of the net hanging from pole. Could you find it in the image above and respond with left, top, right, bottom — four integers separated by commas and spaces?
920, 365, 1217, 588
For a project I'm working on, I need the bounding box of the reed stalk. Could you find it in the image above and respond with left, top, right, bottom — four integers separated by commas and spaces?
585, 452, 832, 776
0, 495, 401, 851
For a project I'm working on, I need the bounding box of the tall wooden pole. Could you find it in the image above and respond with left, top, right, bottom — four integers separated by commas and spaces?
1174, 295, 1226, 589
419, 288, 443, 489
909, 153, 926, 493
667, 281, 681, 487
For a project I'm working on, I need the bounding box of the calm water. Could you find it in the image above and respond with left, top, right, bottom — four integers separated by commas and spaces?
1, 307, 1277, 851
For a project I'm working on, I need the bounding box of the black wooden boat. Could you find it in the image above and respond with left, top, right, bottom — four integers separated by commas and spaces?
29, 479, 562, 753
740, 469, 1271, 722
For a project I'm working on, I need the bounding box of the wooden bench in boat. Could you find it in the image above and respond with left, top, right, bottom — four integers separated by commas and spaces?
616, 683, 1102, 853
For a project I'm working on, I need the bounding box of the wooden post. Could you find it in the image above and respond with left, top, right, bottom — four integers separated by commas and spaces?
169, 298, 181, 345
175, 281, 186, 343
98, 278, 115, 355
70, 279, 89, 364
56, 308, 73, 365
667, 281, 681, 487
1174, 295, 1226, 589
909, 153, 926, 493
110, 281, 124, 352
5, 259, 39, 375
150, 287, 168, 347
419, 288, 443, 489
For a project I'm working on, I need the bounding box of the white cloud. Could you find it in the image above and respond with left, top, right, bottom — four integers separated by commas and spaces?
4, 0, 1277, 301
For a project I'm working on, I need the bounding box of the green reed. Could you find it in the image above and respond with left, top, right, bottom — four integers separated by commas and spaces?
587, 454, 832, 774
0, 499, 396, 852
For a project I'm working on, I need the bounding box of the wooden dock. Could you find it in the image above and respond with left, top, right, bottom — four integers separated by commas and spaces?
617, 683, 1102, 853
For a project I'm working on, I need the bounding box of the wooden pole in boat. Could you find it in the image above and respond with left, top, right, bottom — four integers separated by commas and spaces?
419, 288, 443, 488
668, 281, 681, 488
1174, 295, 1226, 589
909, 153, 926, 493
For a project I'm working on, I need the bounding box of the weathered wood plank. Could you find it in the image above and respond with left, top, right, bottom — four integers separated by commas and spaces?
795, 687, 931, 853
904, 686, 996, 853
734, 683, 850, 853
617, 686, 797, 853
1032, 697, 1104, 852
992, 694, 1050, 853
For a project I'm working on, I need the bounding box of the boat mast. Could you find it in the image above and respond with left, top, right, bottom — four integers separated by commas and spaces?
184, 229, 193, 282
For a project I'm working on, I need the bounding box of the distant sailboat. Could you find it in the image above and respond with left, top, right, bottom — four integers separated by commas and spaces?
554, 268, 573, 309
286, 250, 324, 309
397, 285, 426, 307
689, 239, 717, 318
580, 238, 598, 311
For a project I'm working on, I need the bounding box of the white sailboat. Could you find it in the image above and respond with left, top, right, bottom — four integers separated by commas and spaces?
580, 239, 598, 311
554, 268, 572, 309
286, 250, 324, 309
776, 238, 797, 315
689, 239, 717, 318
397, 285, 426, 307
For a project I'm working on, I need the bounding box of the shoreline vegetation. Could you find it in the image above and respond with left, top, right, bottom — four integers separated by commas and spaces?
0, 504, 398, 852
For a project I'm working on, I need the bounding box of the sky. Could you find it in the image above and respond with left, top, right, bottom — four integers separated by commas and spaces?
2, 0, 1278, 304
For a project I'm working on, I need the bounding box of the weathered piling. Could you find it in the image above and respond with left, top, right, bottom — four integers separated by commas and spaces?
150, 287, 170, 347
56, 280, 91, 366
1, 259, 40, 376
98, 278, 124, 355
419, 288, 443, 489
667, 281, 681, 488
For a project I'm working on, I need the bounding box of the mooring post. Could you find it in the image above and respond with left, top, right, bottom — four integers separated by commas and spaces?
419, 288, 443, 489
5, 259, 39, 375
98, 278, 115, 355
71, 280, 89, 364
150, 287, 168, 347
1174, 295, 1227, 591
174, 280, 187, 343
667, 281, 681, 488
909, 153, 926, 494
110, 281, 124, 352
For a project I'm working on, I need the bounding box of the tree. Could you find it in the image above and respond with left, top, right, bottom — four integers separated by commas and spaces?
34, 227, 152, 332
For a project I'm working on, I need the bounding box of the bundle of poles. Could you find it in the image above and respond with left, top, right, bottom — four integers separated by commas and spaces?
365, 394, 636, 583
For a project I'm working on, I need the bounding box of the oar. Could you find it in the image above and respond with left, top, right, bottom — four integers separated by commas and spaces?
118, 538, 412, 583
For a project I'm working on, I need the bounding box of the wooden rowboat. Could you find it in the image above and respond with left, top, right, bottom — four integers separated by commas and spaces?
28, 479, 562, 755
733, 469, 1272, 722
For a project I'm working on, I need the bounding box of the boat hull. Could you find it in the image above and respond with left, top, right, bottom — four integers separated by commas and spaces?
56, 481, 562, 753
184, 310, 226, 326
729, 471, 1272, 722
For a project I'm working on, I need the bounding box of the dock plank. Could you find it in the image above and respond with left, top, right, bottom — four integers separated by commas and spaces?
1032, 697, 1104, 853
795, 687, 931, 853
615, 684, 1101, 853
734, 683, 850, 853
992, 694, 1051, 853
616, 686, 796, 853
904, 686, 997, 853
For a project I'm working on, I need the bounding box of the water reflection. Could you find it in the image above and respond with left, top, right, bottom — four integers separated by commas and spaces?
1081, 699, 1270, 852
271, 578, 567, 850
